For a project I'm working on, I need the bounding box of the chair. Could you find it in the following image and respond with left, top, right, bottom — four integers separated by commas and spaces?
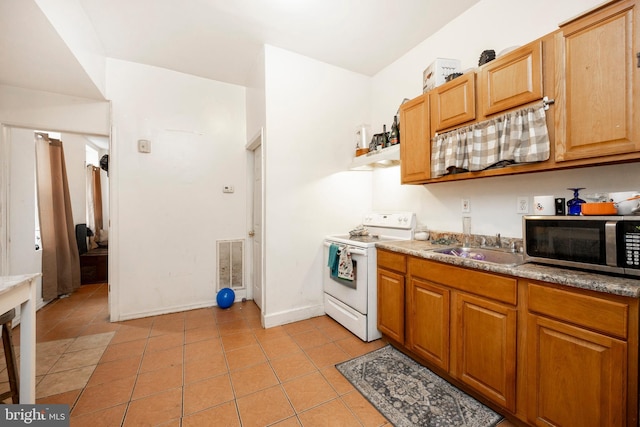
0, 309, 19, 404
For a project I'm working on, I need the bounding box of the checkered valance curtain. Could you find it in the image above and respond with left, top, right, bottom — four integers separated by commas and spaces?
431, 101, 550, 177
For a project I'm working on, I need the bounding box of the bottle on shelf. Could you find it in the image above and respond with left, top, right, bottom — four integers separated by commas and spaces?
381, 124, 389, 149
389, 116, 399, 145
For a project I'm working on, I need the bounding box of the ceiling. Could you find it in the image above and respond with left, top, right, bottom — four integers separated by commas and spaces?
0, 0, 480, 100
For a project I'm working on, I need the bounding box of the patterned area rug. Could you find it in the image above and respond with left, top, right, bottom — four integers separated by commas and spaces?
336, 345, 503, 427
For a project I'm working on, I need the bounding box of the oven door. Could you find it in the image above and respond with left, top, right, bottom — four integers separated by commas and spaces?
323, 241, 369, 314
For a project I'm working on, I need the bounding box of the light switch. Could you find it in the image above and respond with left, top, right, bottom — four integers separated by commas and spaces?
138, 139, 151, 153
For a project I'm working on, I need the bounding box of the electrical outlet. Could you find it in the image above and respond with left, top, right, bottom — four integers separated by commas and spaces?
517, 196, 529, 214
137, 139, 151, 153
461, 198, 470, 213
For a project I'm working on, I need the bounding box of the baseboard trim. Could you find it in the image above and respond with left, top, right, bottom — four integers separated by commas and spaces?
116, 299, 217, 322
263, 303, 325, 329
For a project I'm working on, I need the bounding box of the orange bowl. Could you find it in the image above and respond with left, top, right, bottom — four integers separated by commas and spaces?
580, 202, 617, 215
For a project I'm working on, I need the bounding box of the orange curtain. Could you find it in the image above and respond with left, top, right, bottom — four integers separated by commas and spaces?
35, 133, 80, 300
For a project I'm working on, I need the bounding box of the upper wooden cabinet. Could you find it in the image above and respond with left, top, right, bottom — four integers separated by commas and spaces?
479, 40, 544, 117
399, 94, 431, 183
555, 0, 640, 161
430, 72, 476, 132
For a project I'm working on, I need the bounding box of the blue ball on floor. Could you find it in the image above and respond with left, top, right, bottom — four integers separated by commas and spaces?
216, 288, 235, 309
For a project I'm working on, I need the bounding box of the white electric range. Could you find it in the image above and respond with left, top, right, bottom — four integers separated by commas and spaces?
323, 212, 416, 341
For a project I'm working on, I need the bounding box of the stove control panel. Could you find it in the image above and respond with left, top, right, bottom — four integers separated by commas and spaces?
362, 212, 416, 229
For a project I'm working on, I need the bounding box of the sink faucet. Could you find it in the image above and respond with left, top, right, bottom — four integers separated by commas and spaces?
495, 233, 501, 248
510, 241, 523, 253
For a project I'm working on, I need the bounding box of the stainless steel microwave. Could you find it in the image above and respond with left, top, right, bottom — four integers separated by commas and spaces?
523, 216, 640, 277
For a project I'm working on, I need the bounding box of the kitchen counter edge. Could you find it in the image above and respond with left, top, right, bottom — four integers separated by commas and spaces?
376, 240, 640, 298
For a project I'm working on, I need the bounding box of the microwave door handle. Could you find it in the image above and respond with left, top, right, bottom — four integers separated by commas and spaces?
605, 221, 618, 267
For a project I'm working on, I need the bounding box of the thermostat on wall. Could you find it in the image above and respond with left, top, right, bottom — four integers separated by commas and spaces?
223, 185, 234, 193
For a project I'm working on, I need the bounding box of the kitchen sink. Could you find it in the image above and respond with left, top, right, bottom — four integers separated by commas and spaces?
429, 246, 525, 267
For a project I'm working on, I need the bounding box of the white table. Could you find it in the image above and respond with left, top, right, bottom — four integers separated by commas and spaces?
0, 273, 39, 403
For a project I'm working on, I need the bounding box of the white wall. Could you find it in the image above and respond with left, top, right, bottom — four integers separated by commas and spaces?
0, 85, 109, 135
106, 59, 247, 320
8, 128, 43, 309
261, 45, 373, 326
246, 47, 266, 145
369, 0, 639, 239
62, 133, 89, 227
34, 0, 107, 98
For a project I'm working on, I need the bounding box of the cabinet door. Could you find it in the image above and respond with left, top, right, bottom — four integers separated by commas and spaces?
377, 268, 405, 344
407, 277, 450, 371
555, 0, 640, 161
479, 40, 543, 116
430, 72, 476, 132
452, 293, 517, 412
527, 314, 626, 427
400, 94, 431, 183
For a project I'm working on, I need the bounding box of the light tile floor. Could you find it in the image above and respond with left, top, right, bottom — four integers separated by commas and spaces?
0, 283, 516, 426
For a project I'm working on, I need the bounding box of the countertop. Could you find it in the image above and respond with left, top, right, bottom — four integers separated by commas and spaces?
376, 240, 640, 298
0, 273, 41, 295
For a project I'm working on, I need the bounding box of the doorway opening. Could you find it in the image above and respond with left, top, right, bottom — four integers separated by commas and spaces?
0, 125, 109, 313
246, 128, 264, 320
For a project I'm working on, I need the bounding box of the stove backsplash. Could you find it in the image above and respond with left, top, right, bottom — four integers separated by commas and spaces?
428, 230, 523, 252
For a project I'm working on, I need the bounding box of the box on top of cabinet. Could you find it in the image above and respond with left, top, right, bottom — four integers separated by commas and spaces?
423, 58, 461, 93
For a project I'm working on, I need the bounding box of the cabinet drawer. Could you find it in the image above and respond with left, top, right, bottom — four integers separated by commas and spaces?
409, 258, 516, 305
527, 282, 629, 339
377, 249, 407, 273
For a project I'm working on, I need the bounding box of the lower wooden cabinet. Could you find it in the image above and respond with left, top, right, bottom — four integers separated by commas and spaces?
406, 276, 450, 371
377, 267, 405, 344
378, 253, 639, 426
377, 249, 407, 344
525, 280, 636, 426
527, 314, 627, 427
406, 258, 517, 411
452, 292, 517, 412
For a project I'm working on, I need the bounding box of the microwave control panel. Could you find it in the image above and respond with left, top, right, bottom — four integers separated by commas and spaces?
622, 222, 640, 268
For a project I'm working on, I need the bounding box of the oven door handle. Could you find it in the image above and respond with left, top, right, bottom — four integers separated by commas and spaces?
323, 241, 368, 256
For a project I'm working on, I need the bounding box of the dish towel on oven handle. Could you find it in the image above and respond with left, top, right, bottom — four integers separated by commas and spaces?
337, 247, 355, 281
328, 244, 355, 281
328, 244, 340, 276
